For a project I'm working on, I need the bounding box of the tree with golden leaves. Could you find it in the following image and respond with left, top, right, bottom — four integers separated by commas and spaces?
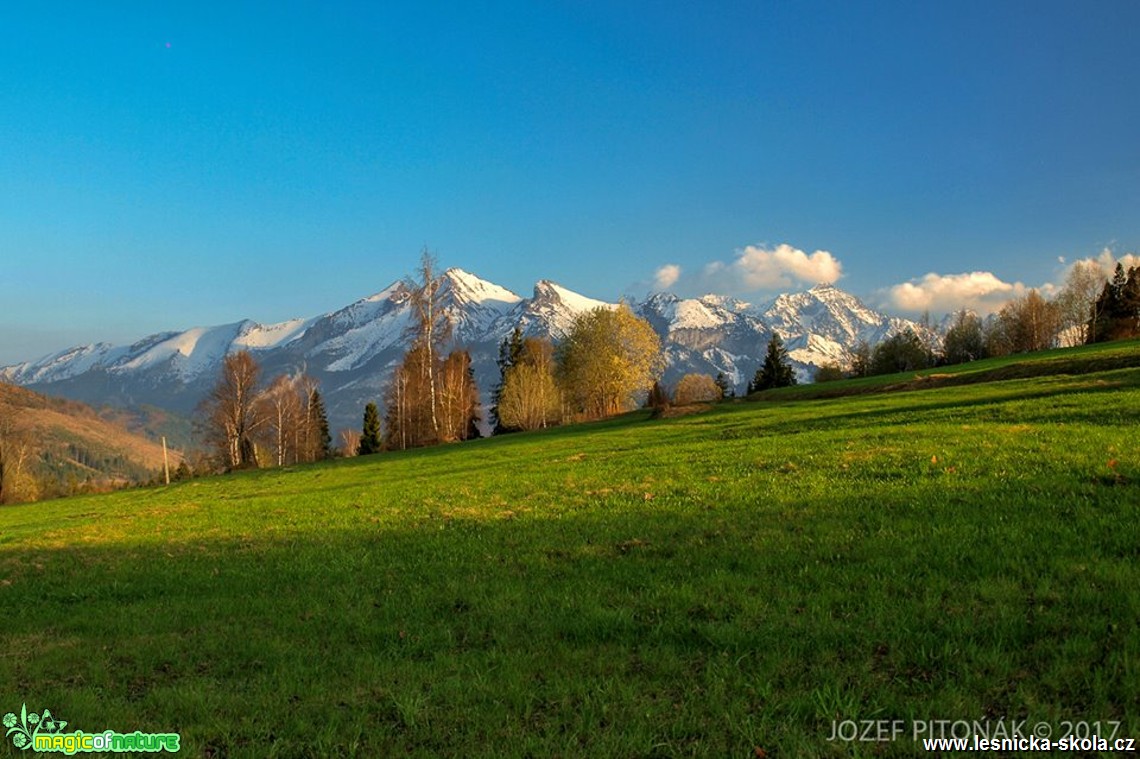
673, 373, 721, 405
498, 337, 561, 431
557, 305, 662, 419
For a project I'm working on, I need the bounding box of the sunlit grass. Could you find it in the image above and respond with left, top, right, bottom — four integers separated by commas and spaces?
1, 345, 1138, 757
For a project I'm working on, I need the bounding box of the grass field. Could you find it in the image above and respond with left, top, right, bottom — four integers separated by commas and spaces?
2, 343, 1138, 757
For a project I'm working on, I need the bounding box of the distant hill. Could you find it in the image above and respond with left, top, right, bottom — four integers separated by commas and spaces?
0, 382, 181, 495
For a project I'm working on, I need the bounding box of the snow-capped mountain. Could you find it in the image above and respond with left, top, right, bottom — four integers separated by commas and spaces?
757, 283, 916, 368
1, 269, 922, 435
634, 283, 918, 389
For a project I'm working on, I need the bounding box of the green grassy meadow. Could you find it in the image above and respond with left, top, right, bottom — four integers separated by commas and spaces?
2, 343, 1139, 757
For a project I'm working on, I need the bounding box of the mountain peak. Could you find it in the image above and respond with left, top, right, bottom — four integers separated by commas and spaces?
441, 268, 523, 306
2, 268, 925, 434
531, 280, 612, 313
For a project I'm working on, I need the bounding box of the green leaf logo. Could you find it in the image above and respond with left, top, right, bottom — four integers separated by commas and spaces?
4, 704, 66, 751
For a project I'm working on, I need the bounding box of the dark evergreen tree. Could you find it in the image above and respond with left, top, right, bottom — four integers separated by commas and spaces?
748, 333, 797, 392
646, 380, 669, 410
358, 402, 382, 455
849, 340, 873, 378
465, 362, 483, 440
1120, 265, 1140, 339
308, 389, 332, 460
491, 326, 525, 434
714, 371, 733, 398
172, 460, 192, 481
870, 329, 929, 374
1088, 264, 1138, 342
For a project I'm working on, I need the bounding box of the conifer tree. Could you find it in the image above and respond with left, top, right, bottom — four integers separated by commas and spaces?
714, 371, 733, 398
358, 402, 382, 455
491, 326, 524, 434
748, 333, 797, 392
173, 460, 192, 481
308, 389, 332, 460
1095, 264, 1140, 341
1123, 266, 1140, 337
1090, 263, 1130, 342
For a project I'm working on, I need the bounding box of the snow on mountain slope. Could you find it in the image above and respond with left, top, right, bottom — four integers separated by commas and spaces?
0, 343, 123, 384
321, 317, 410, 373
493, 280, 614, 340
236, 317, 315, 350
641, 293, 734, 331
439, 269, 524, 341
756, 283, 917, 373
310, 269, 523, 372
443, 268, 522, 309
1, 268, 925, 432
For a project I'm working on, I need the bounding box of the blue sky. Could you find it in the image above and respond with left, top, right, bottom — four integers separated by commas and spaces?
2, 1, 1138, 364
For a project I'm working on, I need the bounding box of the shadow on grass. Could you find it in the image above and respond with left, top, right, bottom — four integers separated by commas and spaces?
748, 346, 1140, 404
718, 373, 1138, 440
2, 486, 1137, 758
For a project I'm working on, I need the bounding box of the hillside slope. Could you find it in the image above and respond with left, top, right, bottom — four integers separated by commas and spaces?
0, 382, 178, 492
0, 342, 1136, 756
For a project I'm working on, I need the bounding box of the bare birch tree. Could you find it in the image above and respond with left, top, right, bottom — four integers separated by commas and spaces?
404, 249, 452, 438
438, 349, 480, 442
339, 428, 361, 458
200, 351, 264, 470
257, 374, 303, 466
498, 337, 561, 431
1055, 260, 1107, 346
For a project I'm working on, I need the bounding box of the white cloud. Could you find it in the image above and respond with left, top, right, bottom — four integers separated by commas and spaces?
650, 243, 843, 296
885, 271, 1030, 315
1084, 247, 1140, 278
884, 246, 1140, 317
653, 264, 681, 290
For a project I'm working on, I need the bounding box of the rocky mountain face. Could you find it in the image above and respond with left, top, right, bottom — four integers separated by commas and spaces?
1, 269, 922, 435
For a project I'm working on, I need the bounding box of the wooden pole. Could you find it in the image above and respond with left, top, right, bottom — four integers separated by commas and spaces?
162, 436, 170, 486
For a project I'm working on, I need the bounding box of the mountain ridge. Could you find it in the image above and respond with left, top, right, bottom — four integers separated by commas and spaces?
1, 269, 923, 435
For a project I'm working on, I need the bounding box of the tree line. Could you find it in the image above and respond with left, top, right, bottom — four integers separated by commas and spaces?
814, 258, 1140, 381
369, 252, 663, 446
182, 253, 1140, 472
9, 252, 1132, 495
196, 353, 332, 471
191, 251, 665, 471
490, 302, 662, 433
